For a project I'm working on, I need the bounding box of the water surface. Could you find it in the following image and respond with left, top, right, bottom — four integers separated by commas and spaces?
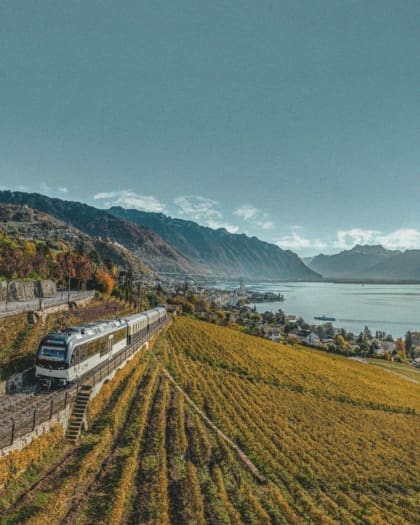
215, 281, 420, 338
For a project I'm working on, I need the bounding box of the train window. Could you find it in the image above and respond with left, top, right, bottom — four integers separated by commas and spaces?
40, 347, 65, 360
113, 327, 127, 344
74, 327, 126, 363
70, 348, 79, 365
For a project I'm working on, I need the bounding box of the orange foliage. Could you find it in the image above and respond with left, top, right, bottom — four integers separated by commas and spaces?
94, 268, 115, 295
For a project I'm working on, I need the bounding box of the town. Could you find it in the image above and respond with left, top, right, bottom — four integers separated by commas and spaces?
142, 275, 420, 366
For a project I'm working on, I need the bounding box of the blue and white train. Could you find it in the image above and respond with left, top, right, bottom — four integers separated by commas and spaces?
35, 306, 167, 388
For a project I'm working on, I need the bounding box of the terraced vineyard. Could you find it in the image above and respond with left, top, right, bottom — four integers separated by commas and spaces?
0, 317, 418, 524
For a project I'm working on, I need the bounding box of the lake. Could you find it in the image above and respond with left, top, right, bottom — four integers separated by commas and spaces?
215, 281, 420, 338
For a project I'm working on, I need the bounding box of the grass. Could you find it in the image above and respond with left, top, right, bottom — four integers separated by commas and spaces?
366, 358, 420, 382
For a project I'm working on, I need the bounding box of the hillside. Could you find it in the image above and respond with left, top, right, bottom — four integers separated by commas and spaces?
363, 249, 420, 280
0, 191, 200, 276
0, 191, 320, 280
1, 318, 418, 524
109, 206, 321, 281
308, 245, 400, 279
0, 203, 148, 276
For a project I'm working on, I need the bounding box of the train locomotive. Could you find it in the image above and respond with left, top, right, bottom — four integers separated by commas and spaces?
35, 306, 167, 388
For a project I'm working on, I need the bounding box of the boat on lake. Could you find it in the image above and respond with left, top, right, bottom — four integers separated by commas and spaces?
314, 315, 336, 322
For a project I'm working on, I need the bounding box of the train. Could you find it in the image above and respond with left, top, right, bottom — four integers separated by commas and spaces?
35, 306, 167, 388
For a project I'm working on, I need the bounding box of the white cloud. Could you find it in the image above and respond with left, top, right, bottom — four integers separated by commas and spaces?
234, 206, 259, 221
277, 226, 420, 254
94, 191, 117, 200
258, 220, 274, 230
234, 204, 274, 231
175, 195, 239, 233
40, 182, 70, 197
40, 182, 52, 194
94, 190, 166, 213
336, 228, 420, 251
377, 229, 420, 249
275, 226, 327, 251
335, 228, 380, 249
0, 184, 30, 192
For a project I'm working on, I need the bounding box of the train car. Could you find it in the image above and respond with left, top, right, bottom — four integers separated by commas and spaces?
35, 319, 127, 387
123, 305, 167, 343
35, 306, 167, 388
123, 312, 149, 345
144, 306, 167, 333
157, 305, 167, 322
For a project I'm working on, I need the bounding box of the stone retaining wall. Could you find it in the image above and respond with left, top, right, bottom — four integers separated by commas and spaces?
0, 405, 72, 456
0, 280, 56, 302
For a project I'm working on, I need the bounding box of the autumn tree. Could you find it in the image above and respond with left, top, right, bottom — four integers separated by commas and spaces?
334, 335, 346, 348
394, 338, 407, 363
94, 268, 115, 295
32, 254, 48, 278
56, 252, 76, 290
0, 247, 15, 306
74, 255, 93, 290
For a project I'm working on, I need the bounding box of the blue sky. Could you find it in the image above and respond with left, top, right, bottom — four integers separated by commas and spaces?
1, 1, 419, 255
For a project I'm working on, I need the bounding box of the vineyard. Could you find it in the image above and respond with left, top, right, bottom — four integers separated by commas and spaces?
0, 317, 418, 524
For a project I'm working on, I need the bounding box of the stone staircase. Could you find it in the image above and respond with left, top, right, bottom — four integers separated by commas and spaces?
65, 384, 92, 442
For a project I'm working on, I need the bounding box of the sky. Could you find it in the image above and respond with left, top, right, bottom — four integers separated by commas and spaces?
0, 1, 419, 256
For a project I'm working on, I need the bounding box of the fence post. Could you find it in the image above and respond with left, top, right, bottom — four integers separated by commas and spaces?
32, 409, 37, 431
10, 419, 15, 445
49, 399, 54, 420
64, 391, 68, 407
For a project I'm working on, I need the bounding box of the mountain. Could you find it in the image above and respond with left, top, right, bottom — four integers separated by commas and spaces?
302, 256, 314, 266
363, 250, 420, 280
108, 206, 320, 280
308, 245, 400, 279
0, 203, 148, 275
0, 191, 199, 276
0, 191, 320, 280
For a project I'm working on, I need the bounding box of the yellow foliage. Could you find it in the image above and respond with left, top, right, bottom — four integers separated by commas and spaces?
161, 317, 419, 524
0, 424, 63, 491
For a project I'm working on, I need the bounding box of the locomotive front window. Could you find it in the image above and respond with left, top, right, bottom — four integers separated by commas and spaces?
40, 346, 66, 360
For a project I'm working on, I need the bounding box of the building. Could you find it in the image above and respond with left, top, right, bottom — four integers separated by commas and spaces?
291, 329, 320, 346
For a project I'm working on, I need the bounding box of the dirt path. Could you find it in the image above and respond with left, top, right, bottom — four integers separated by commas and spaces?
371, 365, 419, 385
148, 350, 267, 484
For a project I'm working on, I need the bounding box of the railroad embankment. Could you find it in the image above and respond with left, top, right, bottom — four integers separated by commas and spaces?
0, 299, 137, 457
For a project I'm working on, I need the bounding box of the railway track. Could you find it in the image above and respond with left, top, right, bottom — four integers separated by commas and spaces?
0, 387, 69, 438
0, 320, 169, 451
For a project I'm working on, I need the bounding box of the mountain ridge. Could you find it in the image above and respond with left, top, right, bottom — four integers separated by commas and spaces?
0, 191, 200, 276
0, 191, 320, 281
0, 202, 150, 275
108, 206, 320, 280
307, 244, 420, 281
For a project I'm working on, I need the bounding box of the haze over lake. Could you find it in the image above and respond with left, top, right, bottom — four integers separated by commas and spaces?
217, 282, 420, 338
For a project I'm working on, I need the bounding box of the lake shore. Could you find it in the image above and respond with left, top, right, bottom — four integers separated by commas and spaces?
215, 281, 420, 338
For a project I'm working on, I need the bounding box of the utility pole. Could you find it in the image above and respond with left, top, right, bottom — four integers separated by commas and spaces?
5, 280, 9, 312
136, 281, 142, 312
